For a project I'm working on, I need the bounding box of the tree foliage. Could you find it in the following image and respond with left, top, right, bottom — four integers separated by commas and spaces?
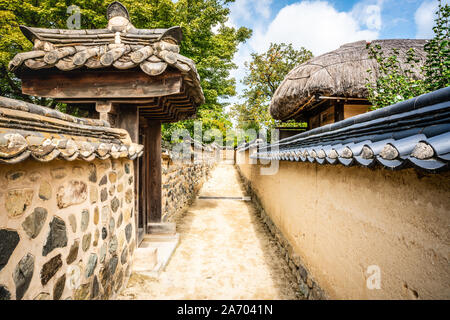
365, 45, 427, 109
423, 0, 450, 92
0, 0, 251, 138
365, 0, 449, 109
230, 43, 312, 134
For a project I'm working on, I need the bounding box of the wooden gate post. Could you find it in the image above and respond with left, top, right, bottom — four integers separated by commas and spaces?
146, 120, 162, 225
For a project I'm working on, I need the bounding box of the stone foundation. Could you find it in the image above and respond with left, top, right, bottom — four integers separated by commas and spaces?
0, 158, 137, 300
161, 157, 215, 222
236, 165, 327, 300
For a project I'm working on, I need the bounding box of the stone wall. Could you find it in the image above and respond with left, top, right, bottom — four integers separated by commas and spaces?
0, 158, 137, 300
236, 149, 450, 299
161, 156, 215, 222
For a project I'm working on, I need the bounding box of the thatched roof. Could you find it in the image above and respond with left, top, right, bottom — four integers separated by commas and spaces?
270, 39, 428, 120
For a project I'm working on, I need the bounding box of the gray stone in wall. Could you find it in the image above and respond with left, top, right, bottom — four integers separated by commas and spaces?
117, 213, 123, 228
90, 186, 98, 204
125, 189, 132, 204
82, 233, 92, 252
0, 229, 20, 271
100, 188, 108, 202
85, 254, 98, 278
68, 214, 77, 233
99, 266, 110, 290
109, 235, 118, 254
51, 167, 66, 179
0, 285, 11, 300
102, 227, 107, 240
109, 172, 117, 183
40, 254, 62, 285
66, 240, 79, 265
108, 255, 119, 275
101, 206, 109, 224
14, 253, 35, 300
6, 171, 25, 181
56, 181, 87, 209
91, 276, 99, 299
99, 175, 107, 186
298, 279, 310, 298
108, 185, 115, 196
94, 207, 99, 225
22, 207, 47, 239
74, 283, 90, 300
39, 181, 52, 200
124, 163, 130, 174
80, 209, 89, 232
125, 223, 132, 243
88, 163, 97, 183
93, 229, 99, 247
121, 246, 128, 265
53, 274, 66, 300
297, 264, 308, 282
5, 189, 34, 218
109, 217, 115, 234
115, 269, 124, 293
111, 197, 120, 213
42, 216, 68, 256
100, 243, 107, 263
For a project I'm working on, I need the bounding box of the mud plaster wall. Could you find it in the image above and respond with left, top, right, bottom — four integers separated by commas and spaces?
236, 149, 450, 300
0, 158, 137, 300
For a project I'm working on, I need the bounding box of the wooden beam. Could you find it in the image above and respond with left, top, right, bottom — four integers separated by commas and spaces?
95, 101, 117, 124
21, 70, 183, 99
146, 120, 162, 224
334, 101, 344, 122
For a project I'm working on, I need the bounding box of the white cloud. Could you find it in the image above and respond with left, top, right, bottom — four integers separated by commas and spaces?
415, 0, 438, 38
229, 0, 273, 22
415, 0, 450, 38
249, 1, 381, 56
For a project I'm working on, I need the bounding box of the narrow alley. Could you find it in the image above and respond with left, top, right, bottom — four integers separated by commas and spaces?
118, 164, 301, 300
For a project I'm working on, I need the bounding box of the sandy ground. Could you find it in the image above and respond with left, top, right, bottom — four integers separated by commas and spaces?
117, 164, 301, 300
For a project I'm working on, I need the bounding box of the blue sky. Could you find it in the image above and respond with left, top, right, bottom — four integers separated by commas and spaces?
222, 0, 448, 106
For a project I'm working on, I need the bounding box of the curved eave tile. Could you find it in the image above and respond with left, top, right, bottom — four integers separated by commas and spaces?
407, 157, 447, 171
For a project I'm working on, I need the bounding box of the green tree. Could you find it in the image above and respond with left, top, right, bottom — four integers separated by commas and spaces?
230, 43, 312, 133
365, 45, 427, 110
365, 0, 449, 109
423, 0, 450, 91
0, 0, 251, 138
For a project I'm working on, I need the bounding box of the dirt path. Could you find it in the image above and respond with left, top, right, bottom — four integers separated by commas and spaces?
117, 164, 301, 300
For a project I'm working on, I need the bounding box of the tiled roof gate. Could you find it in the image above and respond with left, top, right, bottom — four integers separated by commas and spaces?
7, 1, 206, 235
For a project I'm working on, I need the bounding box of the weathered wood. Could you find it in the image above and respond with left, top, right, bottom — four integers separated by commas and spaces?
147, 223, 176, 235
21, 70, 183, 99
334, 101, 344, 122
146, 120, 162, 223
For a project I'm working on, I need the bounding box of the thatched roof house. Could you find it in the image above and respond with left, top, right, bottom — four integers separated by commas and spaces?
270, 39, 427, 129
